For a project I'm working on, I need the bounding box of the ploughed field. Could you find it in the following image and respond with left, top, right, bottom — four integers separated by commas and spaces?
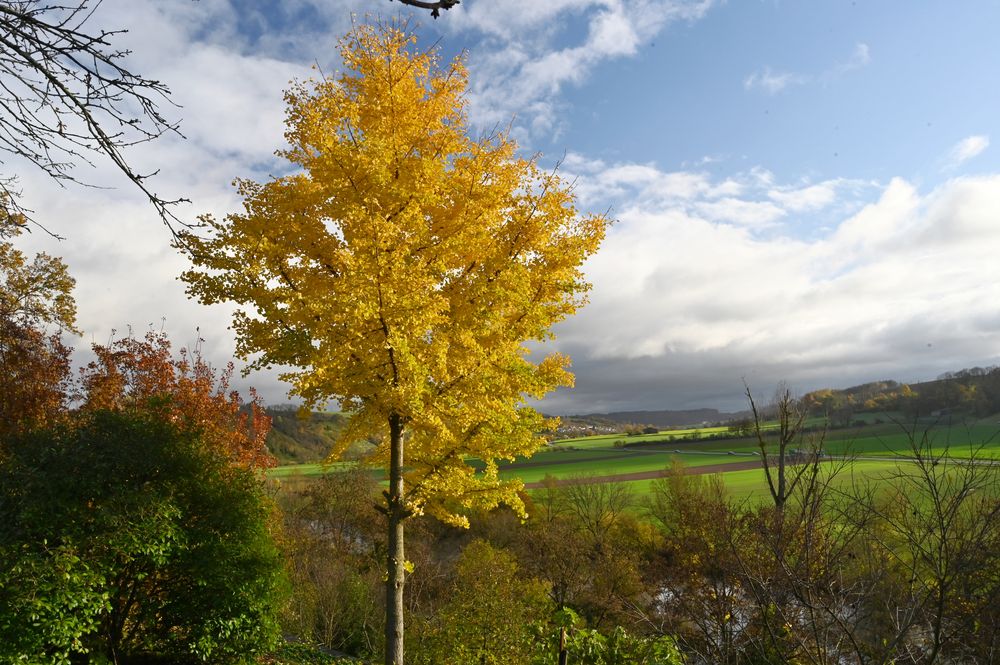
267, 413, 1000, 500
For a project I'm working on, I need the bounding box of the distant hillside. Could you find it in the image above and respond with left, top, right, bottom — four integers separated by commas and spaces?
547, 414, 624, 438
265, 407, 352, 465
593, 408, 741, 428
556, 366, 1000, 438
551, 408, 744, 438
799, 366, 1000, 423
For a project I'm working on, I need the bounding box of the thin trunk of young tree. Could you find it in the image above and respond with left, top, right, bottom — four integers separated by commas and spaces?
385, 413, 406, 665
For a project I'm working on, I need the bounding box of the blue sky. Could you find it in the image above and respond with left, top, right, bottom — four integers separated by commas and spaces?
15, 0, 1000, 413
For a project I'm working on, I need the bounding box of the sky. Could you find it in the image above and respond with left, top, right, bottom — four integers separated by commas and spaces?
12, 0, 1000, 414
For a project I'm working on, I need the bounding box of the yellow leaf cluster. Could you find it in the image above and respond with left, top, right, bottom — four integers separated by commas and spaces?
181, 23, 607, 523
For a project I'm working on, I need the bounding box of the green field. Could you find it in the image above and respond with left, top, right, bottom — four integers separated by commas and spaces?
267, 415, 1000, 500
601, 459, 906, 501
268, 459, 358, 479
821, 423, 1000, 458
497, 451, 758, 486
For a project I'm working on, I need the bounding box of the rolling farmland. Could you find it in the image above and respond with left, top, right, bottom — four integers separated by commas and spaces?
268, 414, 1000, 500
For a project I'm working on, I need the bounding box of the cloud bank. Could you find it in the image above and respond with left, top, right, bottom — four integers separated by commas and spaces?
538, 165, 1000, 412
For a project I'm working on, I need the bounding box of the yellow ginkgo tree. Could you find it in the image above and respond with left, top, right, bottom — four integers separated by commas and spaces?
180, 22, 606, 665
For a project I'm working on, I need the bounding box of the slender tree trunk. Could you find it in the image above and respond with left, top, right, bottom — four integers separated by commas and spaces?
385, 413, 406, 665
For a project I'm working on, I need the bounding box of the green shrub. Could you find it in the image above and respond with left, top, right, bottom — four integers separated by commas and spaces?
538, 608, 685, 665
0, 410, 285, 664
409, 539, 552, 665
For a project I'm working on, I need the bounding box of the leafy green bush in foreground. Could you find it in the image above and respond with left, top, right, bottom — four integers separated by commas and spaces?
0, 410, 285, 664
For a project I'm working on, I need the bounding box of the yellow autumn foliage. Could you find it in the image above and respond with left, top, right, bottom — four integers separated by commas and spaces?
181, 24, 606, 526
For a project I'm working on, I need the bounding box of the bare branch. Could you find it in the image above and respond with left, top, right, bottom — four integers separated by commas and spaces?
0, 1, 187, 238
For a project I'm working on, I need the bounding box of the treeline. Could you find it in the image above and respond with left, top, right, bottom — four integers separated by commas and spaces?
798, 367, 1000, 424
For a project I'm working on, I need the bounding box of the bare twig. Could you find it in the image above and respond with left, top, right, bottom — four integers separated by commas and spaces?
0, 1, 186, 238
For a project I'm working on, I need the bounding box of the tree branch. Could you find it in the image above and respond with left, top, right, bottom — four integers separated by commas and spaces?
0, 1, 186, 239
391, 0, 460, 19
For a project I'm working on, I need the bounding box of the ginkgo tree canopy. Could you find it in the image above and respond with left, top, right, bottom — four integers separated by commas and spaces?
181, 24, 606, 523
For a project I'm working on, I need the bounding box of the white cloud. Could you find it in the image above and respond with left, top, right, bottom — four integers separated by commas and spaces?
832, 42, 871, 75
451, 0, 717, 140
588, 8, 642, 56
694, 198, 786, 228
825, 178, 920, 254
743, 67, 809, 94
157, 46, 305, 160
945, 135, 990, 169
450, 0, 602, 41
562, 152, 607, 174
564, 159, 864, 227
542, 173, 1000, 412
850, 42, 871, 67
746, 42, 871, 95
767, 182, 839, 213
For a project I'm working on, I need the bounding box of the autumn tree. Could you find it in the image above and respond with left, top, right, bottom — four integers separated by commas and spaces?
851, 430, 1000, 662
409, 539, 552, 665
180, 23, 606, 665
78, 330, 275, 471
0, 410, 284, 664
0, 214, 77, 440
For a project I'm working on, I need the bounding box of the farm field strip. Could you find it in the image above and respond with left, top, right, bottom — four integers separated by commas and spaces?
498, 452, 759, 486
268, 460, 358, 479
821, 427, 1000, 458
550, 417, 832, 448
609, 423, 1000, 457
522, 459, 907, 503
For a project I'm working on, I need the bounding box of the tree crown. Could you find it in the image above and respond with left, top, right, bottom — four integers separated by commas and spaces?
181, 23, 606, 523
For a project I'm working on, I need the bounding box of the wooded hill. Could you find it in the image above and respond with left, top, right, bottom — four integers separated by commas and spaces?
265, 408, 348, 465
797, 365, 1000, 423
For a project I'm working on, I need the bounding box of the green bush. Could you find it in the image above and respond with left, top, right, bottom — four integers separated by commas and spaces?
409, 539, 552, 665
538, 608, 685, 665
0, 410, 285, 664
